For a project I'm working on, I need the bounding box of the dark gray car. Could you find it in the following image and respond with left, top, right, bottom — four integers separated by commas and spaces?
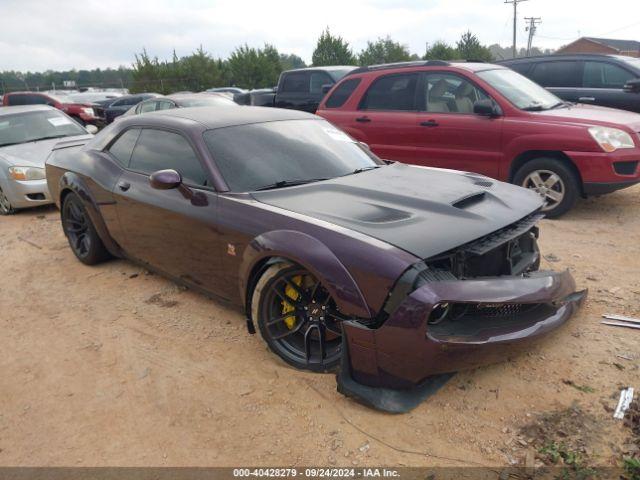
499, 54, 640, 113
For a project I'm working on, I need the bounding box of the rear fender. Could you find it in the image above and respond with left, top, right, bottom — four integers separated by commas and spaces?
240, 230, 371, 319
58, 171, 122, 257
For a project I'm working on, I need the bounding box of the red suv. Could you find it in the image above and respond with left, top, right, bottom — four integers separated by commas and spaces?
2, 92, 101, 128
317, 61, 640, 217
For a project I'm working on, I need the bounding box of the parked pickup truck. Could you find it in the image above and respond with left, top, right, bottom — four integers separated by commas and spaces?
237, 66, 357, 113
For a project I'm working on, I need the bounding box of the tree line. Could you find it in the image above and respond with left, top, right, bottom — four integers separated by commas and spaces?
0, 29, 555, 95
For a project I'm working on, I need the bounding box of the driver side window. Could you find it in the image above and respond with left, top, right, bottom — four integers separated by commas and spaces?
423, 73, 488, 113
129, 129, 209, 187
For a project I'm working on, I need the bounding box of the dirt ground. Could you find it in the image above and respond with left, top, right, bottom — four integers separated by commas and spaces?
1, 186, 639, 468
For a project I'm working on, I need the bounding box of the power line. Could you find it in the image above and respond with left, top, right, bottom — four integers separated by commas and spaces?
504, 0, 528, 58
525, 17, 542, 56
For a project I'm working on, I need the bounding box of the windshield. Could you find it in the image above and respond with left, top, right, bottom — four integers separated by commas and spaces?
0, 110, 87, 147
203, 119, 382, 192
478, 68, 562, 110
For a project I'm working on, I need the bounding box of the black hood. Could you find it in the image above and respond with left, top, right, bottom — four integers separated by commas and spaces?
251, 163, 543, 259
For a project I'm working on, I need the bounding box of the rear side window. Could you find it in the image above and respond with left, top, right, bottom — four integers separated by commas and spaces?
359, 73, 419, 111
325, 78, 361, 108
583, 61, 634, 88
529, 61, 581, 87
508, 63, 531, 75
281, 72, 309, 93
6, 95, 25, 106
129, 129, 208, 186
107, 128, 140, 167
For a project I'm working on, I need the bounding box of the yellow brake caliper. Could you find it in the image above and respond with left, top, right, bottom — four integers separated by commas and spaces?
282, 275, 302, 329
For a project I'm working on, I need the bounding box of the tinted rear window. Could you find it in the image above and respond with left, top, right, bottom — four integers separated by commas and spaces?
325, 78, 361, 108
359, 73, 419, 111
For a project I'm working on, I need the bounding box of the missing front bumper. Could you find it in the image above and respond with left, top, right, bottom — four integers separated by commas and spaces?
336, 270, 586, 413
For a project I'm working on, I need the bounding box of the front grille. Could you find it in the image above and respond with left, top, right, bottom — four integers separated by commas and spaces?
460, 302, 540, 318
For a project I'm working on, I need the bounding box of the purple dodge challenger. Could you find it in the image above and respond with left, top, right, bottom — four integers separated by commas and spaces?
45, 106, 586, 412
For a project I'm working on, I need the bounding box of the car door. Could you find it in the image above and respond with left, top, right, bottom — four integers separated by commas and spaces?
528, 60, 582, 103
112, 127, 226, 296
413, 72, 503, 178
340, 72, 420, 163
579, 60, 638, 111
275, 71, 314, 112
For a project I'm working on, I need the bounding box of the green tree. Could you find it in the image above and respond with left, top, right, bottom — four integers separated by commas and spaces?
358, 36, 412, 66
311, 28, 356, 66
455, 31, 493, 62
227, 44, 282, 89
279, 53, 306, 71
423, 41, 458, 60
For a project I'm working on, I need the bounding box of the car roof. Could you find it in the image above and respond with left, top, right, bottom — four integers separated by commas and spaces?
347, 60, 505, 76
0, 105, 56, 116
142, 105, 316, 129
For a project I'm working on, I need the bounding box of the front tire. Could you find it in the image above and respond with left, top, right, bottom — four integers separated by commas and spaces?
513, 158, 579, 218
251, 263, 344, 372
0, 186, 16, 215
61, 193, 110, 265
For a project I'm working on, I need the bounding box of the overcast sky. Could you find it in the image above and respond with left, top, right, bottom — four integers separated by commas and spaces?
1, 0, 638, 72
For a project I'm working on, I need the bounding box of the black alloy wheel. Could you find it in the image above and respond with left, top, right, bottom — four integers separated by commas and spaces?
61, 193, 110, 265
253, 264, 345, 372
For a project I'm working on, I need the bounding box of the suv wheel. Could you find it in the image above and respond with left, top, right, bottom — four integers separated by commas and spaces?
0, 186, 16, 215
513, 158, 579, 218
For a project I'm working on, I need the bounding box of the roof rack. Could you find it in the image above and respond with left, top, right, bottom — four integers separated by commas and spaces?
347, 60, 451, 75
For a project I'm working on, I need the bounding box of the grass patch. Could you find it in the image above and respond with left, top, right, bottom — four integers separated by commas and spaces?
539, 441, 596, 479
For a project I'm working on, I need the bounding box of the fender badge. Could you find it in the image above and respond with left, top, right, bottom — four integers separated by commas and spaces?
227, 243, 236, 256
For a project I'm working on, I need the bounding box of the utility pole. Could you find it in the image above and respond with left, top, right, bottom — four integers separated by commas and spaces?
525, 17, 542, 56
505, 0, 528, 58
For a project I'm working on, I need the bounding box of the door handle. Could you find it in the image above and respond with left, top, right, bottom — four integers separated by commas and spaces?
117, 181, 131, 192
355, 116, 371, 123
578, 97, 595, 102
420, 120, 439, 127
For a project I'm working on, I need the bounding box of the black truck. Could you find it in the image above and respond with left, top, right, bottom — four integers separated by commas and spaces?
236, 66, 357, 113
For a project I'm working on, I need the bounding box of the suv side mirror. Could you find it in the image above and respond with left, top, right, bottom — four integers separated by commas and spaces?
150, 169, 182, 190
85, 124, 98, 134
624, 78, 640, 93
473, 99, 501, 117
321, 84, 334, 95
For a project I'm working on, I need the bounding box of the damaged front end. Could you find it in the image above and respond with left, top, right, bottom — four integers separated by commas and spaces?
337, 213, 586, 413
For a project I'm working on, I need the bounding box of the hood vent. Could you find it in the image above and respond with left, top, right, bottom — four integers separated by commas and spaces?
451, 191, 486, 209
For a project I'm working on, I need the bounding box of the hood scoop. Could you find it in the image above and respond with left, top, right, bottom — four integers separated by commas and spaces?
451, 191, 486, 209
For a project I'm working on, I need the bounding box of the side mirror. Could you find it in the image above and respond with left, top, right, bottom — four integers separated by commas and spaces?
624, 78, 640, 93
85, 124, 98, 134
321, 84, 334, 95
150, 169, 182, 190
149, 168, 208, 206
473, 99, 501, 117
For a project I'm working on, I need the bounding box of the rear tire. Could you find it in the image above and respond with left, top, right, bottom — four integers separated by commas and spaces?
0, 186, 16, 215
513, 157, 579, 218
61, 193, 110, 265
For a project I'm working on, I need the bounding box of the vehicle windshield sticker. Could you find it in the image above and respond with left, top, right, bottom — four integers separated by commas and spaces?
47, 117, 73, 127
323, 127, 352, 143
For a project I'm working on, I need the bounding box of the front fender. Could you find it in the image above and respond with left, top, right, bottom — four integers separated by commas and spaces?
240, 230, 371, 318
58, 172, 123, 257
